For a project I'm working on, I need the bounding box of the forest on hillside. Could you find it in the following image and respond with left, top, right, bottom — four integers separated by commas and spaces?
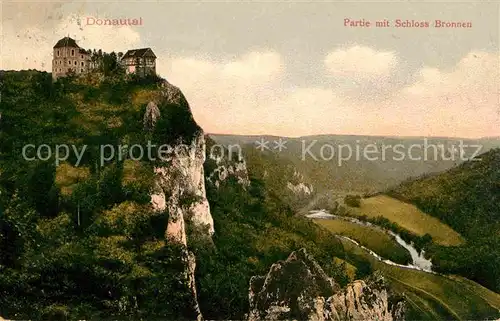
388, 149, 500, 293
0, 70, 353, 319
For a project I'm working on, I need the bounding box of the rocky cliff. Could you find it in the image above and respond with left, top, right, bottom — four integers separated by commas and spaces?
205, 137, 250, 189
287, 170, 314, 196
146, 80, 215, 320
247, 248, 405, 321
148, 82, 214, 241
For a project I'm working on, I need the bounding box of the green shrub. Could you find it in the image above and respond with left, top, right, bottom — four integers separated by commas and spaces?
345, 194, 361, 207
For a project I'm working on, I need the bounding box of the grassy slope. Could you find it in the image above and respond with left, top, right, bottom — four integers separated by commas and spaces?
349, 195, 464, 246
385, 149, 500, 292
341, 239, 500, 321
387, 148, 500, 239
314, 219, 412, 265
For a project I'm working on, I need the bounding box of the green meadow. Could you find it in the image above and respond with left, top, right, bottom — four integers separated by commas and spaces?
314, 218, 412, 265
348, 195, 465, 246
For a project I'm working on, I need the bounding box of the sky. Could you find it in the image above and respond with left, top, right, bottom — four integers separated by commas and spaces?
1, 0, 500, 138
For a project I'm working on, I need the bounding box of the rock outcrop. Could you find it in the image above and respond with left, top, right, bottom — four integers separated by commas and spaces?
147, 81, 214, 241
248, 248, 405, 321
327, 274, 405, 321
205, 138, 250, 189
150, 131, 214, 240
287, 169, 314, 196
146, 80, 214, 321
287, 181, 313, 196
287, 170, 314, 196
143, 101, 161, 131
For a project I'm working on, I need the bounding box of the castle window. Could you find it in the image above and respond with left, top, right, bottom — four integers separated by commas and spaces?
81, 55, 84, 59
57, 50, 60, 56
74, 61, 77, 66
81, 61, 84, 66
68, 60, 71, 65
81, 69, 84, 73
71, 49, 75, 56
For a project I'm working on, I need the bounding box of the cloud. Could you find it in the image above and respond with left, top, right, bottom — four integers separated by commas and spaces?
324, 45, 399, 82
222, 51, 284, 83
160, 50, 289, 134
404, 51, 498, 96
161, 51, 364, 136
162, 48, 499, 138
164, 51, 283, 84
391, 50, 500, 138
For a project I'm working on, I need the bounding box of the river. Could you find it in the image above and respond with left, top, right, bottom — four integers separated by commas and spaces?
306, 210, 434, 273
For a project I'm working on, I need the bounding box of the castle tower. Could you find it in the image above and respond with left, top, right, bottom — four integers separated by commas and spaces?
52, 36, 91, 81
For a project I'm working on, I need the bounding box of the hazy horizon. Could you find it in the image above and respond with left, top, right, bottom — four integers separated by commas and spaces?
207, 132, 500, 140
2, 0, 500, 138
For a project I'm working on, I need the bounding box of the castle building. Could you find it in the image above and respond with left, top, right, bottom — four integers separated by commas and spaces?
120, 48, 157, 77
52, 36, 91, 81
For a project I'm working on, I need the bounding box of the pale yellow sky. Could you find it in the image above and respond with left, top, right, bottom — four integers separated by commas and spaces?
2, 0, 499, 138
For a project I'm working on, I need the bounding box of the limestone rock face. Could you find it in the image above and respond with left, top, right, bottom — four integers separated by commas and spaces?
247, 248, 340, 320
205, 142, 250, 189
247, 248, 405, 321
143, 101, 161, 131
151, 131, 214, 241
287, 170, 314, 197
146, 80, 214, 321
327, 275, 405, 321
287, 181, 313, 196
148, 82, 214, 242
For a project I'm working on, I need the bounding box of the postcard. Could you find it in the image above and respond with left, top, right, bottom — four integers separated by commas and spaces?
1, 1, 499, 320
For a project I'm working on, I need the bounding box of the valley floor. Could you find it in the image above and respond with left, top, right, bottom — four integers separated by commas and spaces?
341, 238, 500, 321
349, 195, 465, 246
309, 200, 500, 321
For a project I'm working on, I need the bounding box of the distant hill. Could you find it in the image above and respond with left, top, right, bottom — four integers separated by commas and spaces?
210, 134, 500, 194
